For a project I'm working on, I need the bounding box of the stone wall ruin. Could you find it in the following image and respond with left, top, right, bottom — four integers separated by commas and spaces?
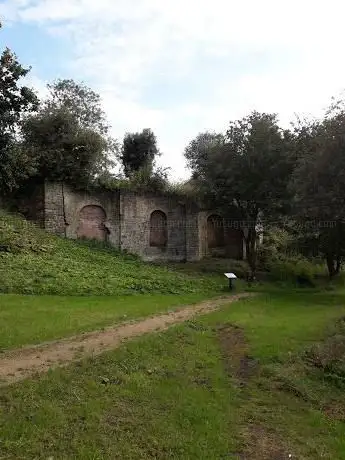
13, 181, 245, 262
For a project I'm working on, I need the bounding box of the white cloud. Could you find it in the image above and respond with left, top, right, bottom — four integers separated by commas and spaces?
24, 74, 48, 99
2, 0, 345, 178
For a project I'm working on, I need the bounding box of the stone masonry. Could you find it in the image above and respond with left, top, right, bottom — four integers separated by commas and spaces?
16, 181, 245, 262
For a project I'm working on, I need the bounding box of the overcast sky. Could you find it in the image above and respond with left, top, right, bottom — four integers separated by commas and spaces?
1, 0, 344, 180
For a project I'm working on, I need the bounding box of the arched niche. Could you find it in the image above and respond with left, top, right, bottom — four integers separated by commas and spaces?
77, 205, 107, 241
207, 214, 225, 249
150, 210, 167, 248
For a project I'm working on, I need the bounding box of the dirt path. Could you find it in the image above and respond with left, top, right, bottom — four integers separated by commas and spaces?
0, 293, 250, 386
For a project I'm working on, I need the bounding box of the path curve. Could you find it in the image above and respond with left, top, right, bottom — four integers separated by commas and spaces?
0, 293, 250, 385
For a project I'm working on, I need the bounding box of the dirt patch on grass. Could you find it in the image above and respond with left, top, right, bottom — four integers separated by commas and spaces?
240, 425, 291, 460
323, 401, 345, 421
0, 293, 251, 386
218, 324, 258, 384
218, 325, 291, 459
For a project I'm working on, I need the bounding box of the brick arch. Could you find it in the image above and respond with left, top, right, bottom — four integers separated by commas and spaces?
77, 205, 107, 241
207, 214, 224, 248
150, 210, 167, 248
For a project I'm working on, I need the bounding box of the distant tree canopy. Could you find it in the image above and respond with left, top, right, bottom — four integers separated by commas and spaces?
121, 128, 159, 177
21, 79, 117, 187
0, 22, 39, 193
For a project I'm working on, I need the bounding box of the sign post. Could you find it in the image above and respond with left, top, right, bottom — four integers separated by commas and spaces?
224, 273, 237, 290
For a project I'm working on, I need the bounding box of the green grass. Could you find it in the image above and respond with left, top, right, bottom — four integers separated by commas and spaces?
1, 288, 345, 458
0, 211, 223, 296
0, 291, 225, 350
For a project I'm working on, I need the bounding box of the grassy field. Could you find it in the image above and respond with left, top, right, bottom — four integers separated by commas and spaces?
0, 289, 228, 351
1, 288, 345, 459
0, 211, 224, 296
0, 291, 227, 350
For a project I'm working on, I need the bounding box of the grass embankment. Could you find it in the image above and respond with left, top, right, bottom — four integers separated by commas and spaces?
0, 211, 223, 296
1, 288, 345, 459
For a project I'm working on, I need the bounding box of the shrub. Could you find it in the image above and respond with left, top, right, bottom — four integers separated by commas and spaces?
164, 258, 249, 279
258, 226, 326, 285
304, 317, 345, 384
264, 254, 326, 286
0, 211, 53, 254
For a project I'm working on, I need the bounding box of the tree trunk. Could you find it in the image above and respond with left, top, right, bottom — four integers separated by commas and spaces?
246, 227, 257, 281
336, 254, 341, 275
326, 254, 336, 278
335, 221, 342, 275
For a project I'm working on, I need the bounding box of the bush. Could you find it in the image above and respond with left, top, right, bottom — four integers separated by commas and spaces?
97, 166, 169, 194
0, 211, 53, 254
304, 317, 345, 384
164, 258, 249, 279
258, 227, 326, 285
257, 227, 294, 267
264, 255, 321, 286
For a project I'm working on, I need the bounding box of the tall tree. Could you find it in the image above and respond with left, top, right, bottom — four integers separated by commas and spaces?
21, 79, 116, 187
186, 112, 295, 278
121, 128, 159, 177
0, 22, 39, 192
291, 103, 345, 276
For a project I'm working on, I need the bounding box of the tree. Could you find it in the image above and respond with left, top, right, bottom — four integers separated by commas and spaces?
121, 128, 159, 177
184, 132, 225, 179
45, 79, 108, 135
0, 22, 39, 193
291, 103, 345, 277
125, 164, 169, 193
21, 79, 116, 187
186, 112, 295, 278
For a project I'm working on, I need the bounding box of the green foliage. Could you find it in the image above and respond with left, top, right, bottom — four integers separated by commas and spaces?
21, 107, 110, 187
0, 211, 222, 296
264, 255, 323, 286
0, 141, 38, 193
185, 112, 295, 278
257, 227, 325, 284
292, 112, 345, 220
45, 79, 108, 135
0, 48, 38, 133
184, 131, 224, 178
166, 258, 249, 279
123, 164, 169, 193
0, 211, 53, 254
305, 316, 345, 382
0, 25, 39, 193
186, 113, 294, 215
257, 226, 295, 265
291, 103, 345, 276
121, 128, 159, 177
164, 178, 201, 199
21, 79, 117, 188
96, 164, 170, 194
